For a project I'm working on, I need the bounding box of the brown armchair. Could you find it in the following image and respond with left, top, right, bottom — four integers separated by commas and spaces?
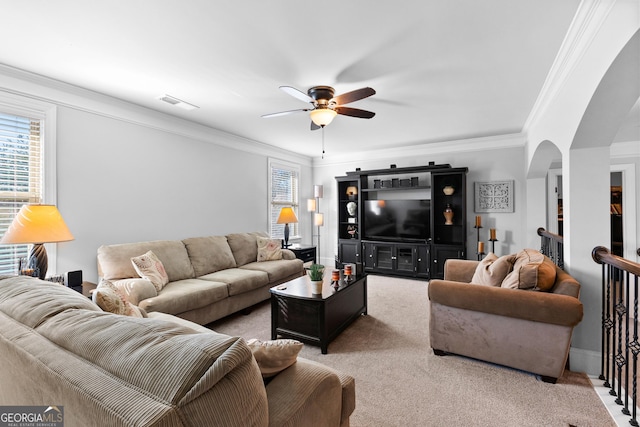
428, 258, 583, 383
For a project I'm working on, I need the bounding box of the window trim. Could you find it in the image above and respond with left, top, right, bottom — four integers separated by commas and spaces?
268, 158, 300, 241
0, 92, 57, 273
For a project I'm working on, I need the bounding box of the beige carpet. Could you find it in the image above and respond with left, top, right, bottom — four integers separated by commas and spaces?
208, 275, 615, 427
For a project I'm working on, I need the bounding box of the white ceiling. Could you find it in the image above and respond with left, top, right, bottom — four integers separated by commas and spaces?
1, 1, 635, 158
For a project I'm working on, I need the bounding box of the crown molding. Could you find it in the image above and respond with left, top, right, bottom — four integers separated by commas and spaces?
0, 64, 312, 167
524, 0, 616, 132
312, 133, 526, 168
610, 140, 640, 158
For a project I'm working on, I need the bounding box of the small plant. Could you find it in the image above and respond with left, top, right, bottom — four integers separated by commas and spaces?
308, 263, 325, 281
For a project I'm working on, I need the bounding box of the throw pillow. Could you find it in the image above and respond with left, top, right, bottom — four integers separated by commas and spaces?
256, 237, 283, 262
94, 279, 147, 318
111, 278, 157, 305
131, 250, 169, 292
501, 248, 557, 291
246, 338, 303, 378
470, 252, 516, 286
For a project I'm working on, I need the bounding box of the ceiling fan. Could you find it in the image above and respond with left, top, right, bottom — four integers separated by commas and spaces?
262, 85, 376, 130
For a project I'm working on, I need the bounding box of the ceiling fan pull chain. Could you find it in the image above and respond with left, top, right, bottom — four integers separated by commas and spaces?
321, 126, 325, 159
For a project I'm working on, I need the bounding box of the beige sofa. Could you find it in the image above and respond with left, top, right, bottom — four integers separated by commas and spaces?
0, 276, 355, 427
97, 232, 304, 325
428, 256, 583, 383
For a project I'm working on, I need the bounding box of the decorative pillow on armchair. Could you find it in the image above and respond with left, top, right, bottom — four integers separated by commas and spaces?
501, 248, 557, 291
131, 250, 169, 292
246, 338, 303, 378
470, 252, 516, 286
256, 237, 283, 262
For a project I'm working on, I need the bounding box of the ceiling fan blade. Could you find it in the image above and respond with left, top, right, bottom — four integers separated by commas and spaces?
333, 87, 376, 105
280, 86, 314, 103
335, 106, 376, 119
262, 109, 310, 118
310, 121, 321, 131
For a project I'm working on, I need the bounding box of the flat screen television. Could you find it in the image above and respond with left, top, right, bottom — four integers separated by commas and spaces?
363, 199, 430, 242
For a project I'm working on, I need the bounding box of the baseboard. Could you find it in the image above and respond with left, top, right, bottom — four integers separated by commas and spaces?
570, 347, 601, 376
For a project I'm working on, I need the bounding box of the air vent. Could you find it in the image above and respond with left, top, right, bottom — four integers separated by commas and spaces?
157, 95, 199, 111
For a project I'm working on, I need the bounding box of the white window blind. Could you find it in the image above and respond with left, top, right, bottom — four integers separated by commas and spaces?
269, 160, 299, 239
0, 112, 43, 274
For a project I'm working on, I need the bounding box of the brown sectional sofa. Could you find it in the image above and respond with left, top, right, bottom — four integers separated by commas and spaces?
97, 232, 304, 325
0, 276, 355, 426
428, 256, 583, 383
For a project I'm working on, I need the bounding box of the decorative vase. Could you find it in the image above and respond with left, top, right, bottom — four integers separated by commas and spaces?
443, 185, 455, 196
443, 203, 454, 225
310, 280, 323, 294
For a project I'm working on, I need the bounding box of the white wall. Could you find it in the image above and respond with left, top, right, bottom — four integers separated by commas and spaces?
0, 74, 314, 283
55, 107, 311, 281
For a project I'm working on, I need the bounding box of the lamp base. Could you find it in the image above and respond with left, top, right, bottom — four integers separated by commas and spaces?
283, 223, 290, 248
28, 243, 48, 280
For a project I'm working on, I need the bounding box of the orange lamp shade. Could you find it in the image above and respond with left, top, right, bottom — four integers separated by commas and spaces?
276, 207, 298, 224
0, 205, 74, 244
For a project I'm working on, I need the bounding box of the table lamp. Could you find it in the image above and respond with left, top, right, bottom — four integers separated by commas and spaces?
276, 207, 298, 248
0, 204, 74, 279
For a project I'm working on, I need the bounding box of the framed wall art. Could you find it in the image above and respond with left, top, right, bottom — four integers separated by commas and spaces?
474, 180, 514, 213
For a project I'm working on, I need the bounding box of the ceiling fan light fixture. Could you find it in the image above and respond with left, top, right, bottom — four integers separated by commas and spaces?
309, 108, 337, 127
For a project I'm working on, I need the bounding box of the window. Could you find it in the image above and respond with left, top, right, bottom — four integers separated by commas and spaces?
0, 110, 44, 275
269, 159, 300, 239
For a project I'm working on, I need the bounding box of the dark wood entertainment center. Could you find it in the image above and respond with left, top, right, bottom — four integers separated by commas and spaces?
336, 163, 468, 279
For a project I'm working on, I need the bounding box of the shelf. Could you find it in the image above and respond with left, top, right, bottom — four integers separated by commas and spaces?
362, 186, 430, 192
345, 164, 454, 176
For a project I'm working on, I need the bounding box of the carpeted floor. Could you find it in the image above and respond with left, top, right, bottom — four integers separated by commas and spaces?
208, 274, 615, 427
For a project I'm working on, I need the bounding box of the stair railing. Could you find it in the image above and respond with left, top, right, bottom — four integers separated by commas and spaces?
537, 227, 564, 269
592, 246, 640, 426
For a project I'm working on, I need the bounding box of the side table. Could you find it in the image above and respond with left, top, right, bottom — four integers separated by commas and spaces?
82, 281, 97, 298
287, 245, 316, 264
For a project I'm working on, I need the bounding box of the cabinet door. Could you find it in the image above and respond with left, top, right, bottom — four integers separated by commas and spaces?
395, 246, 415, 273
338, 240, 360, 265
374, 244, 394, 271
416, 245, 430, 277
363, 242, 375, 270
431, 245, 464, 279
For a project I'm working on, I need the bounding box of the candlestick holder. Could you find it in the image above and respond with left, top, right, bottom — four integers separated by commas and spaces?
489, 238, 498, 254
476, 241, 485, 260
474, 224, 482, 243
474, 223, 483, 260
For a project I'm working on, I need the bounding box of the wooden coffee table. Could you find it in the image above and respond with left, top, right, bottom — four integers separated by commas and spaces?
270, 273, 367, 354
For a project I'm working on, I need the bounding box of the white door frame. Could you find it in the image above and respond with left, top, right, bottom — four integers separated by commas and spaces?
611, 163, 637, 262
547, 168, 562, 235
